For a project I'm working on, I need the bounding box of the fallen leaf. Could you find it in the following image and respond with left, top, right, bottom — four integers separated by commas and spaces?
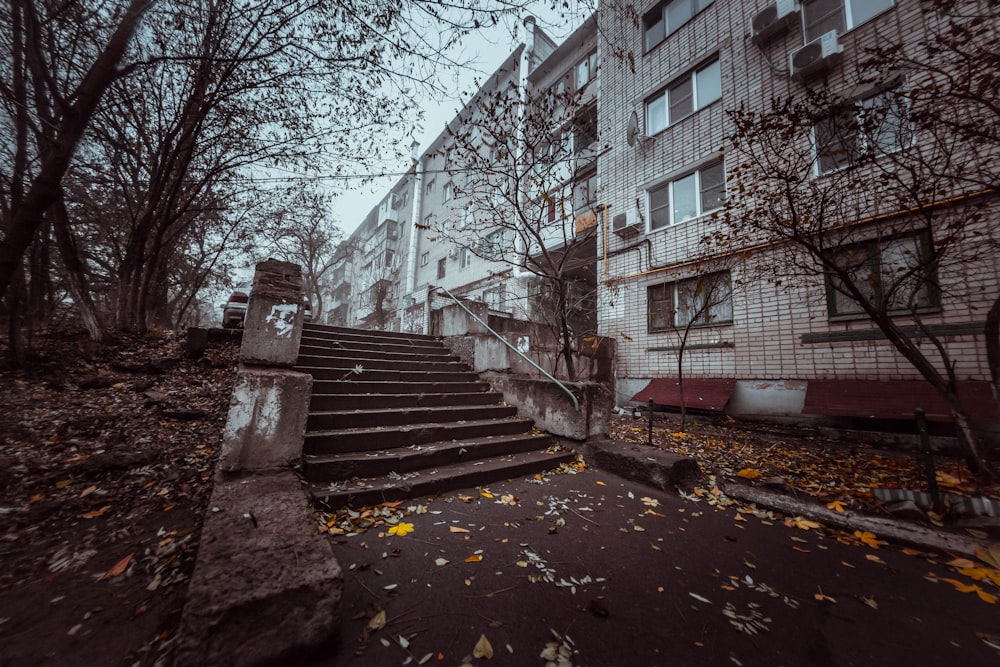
854, 530, 883, 549
499, 494, 518, 506
814, 592, 836, 604
388, 522, 414, 537
449, 526, 471, 534
465, 554, 483, 563
473, 634, 493, 659
975, 544, 1000, 570
79, 486, 97, 498
367, 610, 386, 631
866, 553, 886, 565
641, 496, 660, 507
671, 432, 687, 438
861, 596, 878, 609
55, 479, 73, 489
79, 505, 111, 519
479, 489, 494, 499
786, 516, 822, 530
101, 552, 134, 580
736, 468, 761, 480
458, 494, 475, 503
434, 558, 449, 567
596, 481, 606, 486
826, 500, 847, 513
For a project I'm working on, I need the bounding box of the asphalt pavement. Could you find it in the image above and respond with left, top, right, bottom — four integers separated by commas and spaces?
311, 466, 1000, 667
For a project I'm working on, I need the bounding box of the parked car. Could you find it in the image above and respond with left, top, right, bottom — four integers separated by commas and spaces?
221, 285, 312, 328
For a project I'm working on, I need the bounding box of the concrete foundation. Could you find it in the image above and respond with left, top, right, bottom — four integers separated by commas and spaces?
486, 373, 613, 441
240, 259, 307, 367
174, 472, 342, 667
218, 368, 312, 473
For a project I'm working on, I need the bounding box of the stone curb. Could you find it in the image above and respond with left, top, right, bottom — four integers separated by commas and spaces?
174, 471, 342, 667
585, 438, 700, 492
722, 482, 989, 559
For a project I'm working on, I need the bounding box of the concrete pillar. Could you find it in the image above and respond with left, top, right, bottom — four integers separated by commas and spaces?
240, 259, 306, 367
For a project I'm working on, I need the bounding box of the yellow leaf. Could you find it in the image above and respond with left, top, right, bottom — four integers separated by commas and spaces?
499, 494, 517, 506
387, 522, 414, 537
458, 494, 475, 503
596, 481, 606, 486
641, 496, 660, 507
55, 479, 73, 489
854, 530, 883, 549
946, 557, 978, 569
826, 500, 847, 513
787, 516, 822, 530
671, 432, 687, 438
814, 592, 836, 603
958, 567, 1000, 587
479, 489, 494, 499
465, 554, 483, 563
80, 505, 111, 519
975, 587, 998, 604
737, 468, 761, 480
473, 634, 493, 659
367, 609, 386, 631
449, 526, 470, 534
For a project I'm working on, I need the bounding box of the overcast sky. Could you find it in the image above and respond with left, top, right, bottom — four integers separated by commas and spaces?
331, 3, 589, 236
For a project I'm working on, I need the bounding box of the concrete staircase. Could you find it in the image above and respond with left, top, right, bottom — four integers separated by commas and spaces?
295, 323, 576, 509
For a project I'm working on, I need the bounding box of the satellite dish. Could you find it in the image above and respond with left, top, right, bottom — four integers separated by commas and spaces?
626, 110, 640, 147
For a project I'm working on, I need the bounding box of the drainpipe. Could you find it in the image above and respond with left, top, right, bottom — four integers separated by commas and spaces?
405, 140, 423, 297
512, 16, 536, 284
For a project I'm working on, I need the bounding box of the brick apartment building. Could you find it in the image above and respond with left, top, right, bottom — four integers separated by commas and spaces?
596, 0, 997, 437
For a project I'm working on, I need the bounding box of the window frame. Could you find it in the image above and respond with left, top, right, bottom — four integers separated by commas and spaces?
420, 251, 429, 267
575, 51, 598, 90
645, 57, 721, 135
643, 0, 713, 53
824, 231, 940, 320
459, 246, 472, 269
813, 86, 912, 175
647, 159, 726, 231
437, 257, 446, 279
802, 0, 894, 43
647, 271, 734, 332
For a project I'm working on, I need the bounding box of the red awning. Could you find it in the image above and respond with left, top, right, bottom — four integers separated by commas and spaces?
802, 379, 997, 423
631, 378, 736, 412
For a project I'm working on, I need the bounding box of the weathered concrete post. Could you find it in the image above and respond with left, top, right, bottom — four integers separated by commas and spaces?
176, 260, 343, 667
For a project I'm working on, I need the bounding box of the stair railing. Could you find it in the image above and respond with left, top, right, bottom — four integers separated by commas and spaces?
431, 285, 580, 412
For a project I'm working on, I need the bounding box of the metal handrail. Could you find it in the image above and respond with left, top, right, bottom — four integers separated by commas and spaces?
432, 285, 580, 412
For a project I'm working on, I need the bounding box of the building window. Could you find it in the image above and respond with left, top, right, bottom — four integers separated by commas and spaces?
420, 252, 429, 267
648, 271, 733, 332
575, 51, 598, 89
482, 230, 505, 260
803, 0, 893, 42
443, 181, 454, 202
814, 87, 911, 174
459, 247, 472, 269
645, 59, 721, 135
437, 257, 446, 279
425, 179, 435, 195
648, 160, 725, 230
825, 232, 938, 318
573, 171, 598, 216
572, 104, 598, 153
643, 0, 713, 52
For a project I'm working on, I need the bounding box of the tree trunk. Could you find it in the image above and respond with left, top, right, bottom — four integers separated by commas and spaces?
986, 295, 1000, 421
50, 197, 107, 343
0, 0, 156, 299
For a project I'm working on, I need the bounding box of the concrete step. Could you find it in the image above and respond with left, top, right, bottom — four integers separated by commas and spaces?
308, 449, 577, 510
306, 404, 518, 431
298, 341, 456, 362
295, 354, 467, 373
309, 391, 502, 412
297, 366, 479, 383
303, 417, 537, 456
308, 380, 492, 395
303, 323, 440, 345
302, 432, 555, 482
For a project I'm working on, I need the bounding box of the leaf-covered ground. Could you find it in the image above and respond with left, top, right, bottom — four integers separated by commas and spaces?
609, 413, 1000, 516
1, 326, 997, 665
0, 327, 238, 666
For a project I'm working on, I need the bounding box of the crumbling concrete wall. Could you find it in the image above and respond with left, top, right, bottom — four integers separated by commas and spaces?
432, 301, 616, 441
177, 259, 342, 667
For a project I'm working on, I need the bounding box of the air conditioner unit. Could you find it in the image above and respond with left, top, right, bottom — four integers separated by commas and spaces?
750, 0, 799, 44
789, 30, 843, 80
612, 207, 643, 237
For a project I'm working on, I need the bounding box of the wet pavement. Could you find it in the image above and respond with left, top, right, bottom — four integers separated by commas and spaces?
312, 466, 1000, 667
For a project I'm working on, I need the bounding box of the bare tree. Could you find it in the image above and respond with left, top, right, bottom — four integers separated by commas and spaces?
444, 74, 601, 380
720, 69, 996, 477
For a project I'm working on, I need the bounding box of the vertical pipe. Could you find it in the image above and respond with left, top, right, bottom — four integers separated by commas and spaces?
915, 408, 942, 511
648, 398, 654, 445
